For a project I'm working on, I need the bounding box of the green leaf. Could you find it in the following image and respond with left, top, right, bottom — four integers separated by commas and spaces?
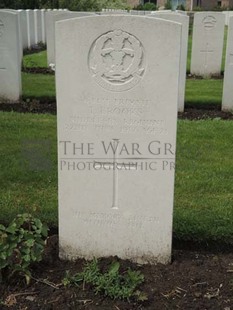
108, 261, 120, 275
25, 239, 35, 247
6, 223, 17, 234
0, 224, 6, 231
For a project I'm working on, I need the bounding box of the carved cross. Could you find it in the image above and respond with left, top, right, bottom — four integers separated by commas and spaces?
94, 139, 137, 210
200, 43, 214, 71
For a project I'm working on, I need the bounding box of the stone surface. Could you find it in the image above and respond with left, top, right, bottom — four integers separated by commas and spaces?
26, 9, 36, 47
46, 11, 94, 65
0, 9, 22, 60
191, 12, 225, 77
222, 11, 233, 26
18, 10, 28, 49
56, 15, 181, 264
222, 16, 233, 111
0, 11, 21, 101
34, 9, 42, 44
149, 13, 189, 112
41, 9, 46, 43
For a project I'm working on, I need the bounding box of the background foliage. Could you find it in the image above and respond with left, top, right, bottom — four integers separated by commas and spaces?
0, 0, 129, 10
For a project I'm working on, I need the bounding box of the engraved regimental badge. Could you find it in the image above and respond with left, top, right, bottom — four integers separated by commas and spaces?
88, 29, 145, 92
202, 16, 217, 30
0, 20, 4, 37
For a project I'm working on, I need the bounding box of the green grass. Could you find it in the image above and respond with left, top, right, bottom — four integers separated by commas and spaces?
0, 112, 58, 226
185, 79, 223, 106
21, 72, 224, 106
22, 72, 55, 99
0, 112, 233, 243
23, 51, 48, 68
174, 119, 233, 242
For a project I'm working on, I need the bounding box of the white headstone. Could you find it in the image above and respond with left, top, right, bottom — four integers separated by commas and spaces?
0, 11, 22, 101
56, 15, 181, 264
41, 9, 46, 43
18, 10, 28, 49
222, 11, 229, 26
26, 9, 36, 48
191, 12, 225, 77
46, 11, 95, 66
0, 9, 22, 60
149, 13, 189, 112
34, 9, 42, 44
222, 16, 233, 111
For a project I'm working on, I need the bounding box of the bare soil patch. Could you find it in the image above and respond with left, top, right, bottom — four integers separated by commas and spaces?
1, 235, 233, 310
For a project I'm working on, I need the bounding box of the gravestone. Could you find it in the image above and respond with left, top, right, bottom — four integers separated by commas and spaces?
18, 10, 28, 49
26, 9, 36, 48
56, 15, 181, 264
46, 11, 95, 66
0, 11, 21, 101
222, 11, 233, 26
34, 9, 42, 44
149, 13, 189, 112
41, 9, 46, 43
222, 16, 233, 111
0, 9, 22, 60
191, 12, 225, 77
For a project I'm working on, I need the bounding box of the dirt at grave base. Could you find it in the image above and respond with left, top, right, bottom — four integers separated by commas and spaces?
1, 235, 233, 310
0, 101, 233, 120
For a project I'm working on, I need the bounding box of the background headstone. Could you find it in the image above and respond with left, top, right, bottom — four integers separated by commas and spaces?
56, 15, 181, 264
0, 9, 22, 60
222, 16, 233, 111
41, 9, 46, 43
46, 11, 95, 65
191, 12, 225, 77
18, 10, 28, 49
0, 11, 22, 101
34, 9, 42, 44
26, 9, 36, 48
149, 13, 189, 112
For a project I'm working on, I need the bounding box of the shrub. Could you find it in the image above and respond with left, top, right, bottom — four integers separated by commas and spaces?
193, 6, 202, 11
177, 4, 185, 11
143, 2, 157, 11
165, 0, 172, 9
0, 214, 48, 283
134, 2, 157, 11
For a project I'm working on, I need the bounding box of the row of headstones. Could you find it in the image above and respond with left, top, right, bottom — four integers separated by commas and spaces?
1, 10, 233, 112
46, 10, 233, 112
102, 9, 233, 25
17, 8, 68, 50
0, 8, 67, 101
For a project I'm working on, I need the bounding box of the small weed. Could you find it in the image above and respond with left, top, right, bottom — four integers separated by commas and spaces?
62, 259, 146, 301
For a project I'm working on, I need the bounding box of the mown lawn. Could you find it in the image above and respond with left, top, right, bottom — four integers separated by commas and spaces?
22, 72, 224, 106
22, 72, 55, 99
0, 112, 232, 244
23, 50, 48, 68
